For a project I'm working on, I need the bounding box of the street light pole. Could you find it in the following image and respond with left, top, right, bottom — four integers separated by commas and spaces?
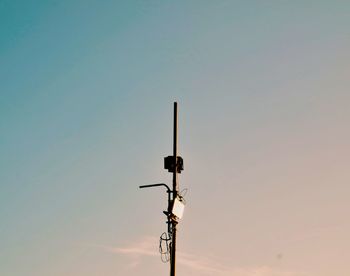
170, 102, 178, 276
139, 102, 184, 276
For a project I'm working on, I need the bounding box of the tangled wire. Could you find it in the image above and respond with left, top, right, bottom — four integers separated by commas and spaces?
159, 232, 172, 262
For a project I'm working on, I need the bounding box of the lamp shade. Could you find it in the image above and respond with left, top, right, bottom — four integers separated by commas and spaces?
172, 197, 185, 219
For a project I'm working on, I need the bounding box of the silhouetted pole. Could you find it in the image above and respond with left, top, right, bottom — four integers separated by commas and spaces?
139, 102, 184, 276
170, 102, 178, 276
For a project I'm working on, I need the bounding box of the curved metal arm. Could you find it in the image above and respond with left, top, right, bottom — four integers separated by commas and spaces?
139, 183, 171, 193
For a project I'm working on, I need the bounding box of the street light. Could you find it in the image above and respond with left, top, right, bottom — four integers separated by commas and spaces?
171, 197, 185, 220
139, 102, 185, 276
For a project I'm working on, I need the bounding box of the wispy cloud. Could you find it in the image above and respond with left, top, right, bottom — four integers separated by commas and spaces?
103, 236, 158, 257
89, 236, 158, 269
95, 236, 310, 276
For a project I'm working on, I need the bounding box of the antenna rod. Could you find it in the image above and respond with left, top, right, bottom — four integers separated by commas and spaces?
173, 102, 178, 194
170, 102, 178, 276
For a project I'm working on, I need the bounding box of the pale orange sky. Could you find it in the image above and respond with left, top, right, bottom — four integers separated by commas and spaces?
1, 1, 349, 275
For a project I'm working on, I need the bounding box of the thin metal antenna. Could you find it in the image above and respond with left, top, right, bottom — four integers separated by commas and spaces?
171, 102, 178, 276
139, 102, 185, 276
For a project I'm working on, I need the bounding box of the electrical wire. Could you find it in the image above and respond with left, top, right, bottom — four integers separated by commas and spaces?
179, 188, 188, 204
159, 232, 171, 263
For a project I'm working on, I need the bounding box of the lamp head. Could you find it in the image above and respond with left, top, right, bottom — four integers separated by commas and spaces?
171, 197, 185, 219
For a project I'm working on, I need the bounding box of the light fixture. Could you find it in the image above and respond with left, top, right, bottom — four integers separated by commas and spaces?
171, 197, 185, 219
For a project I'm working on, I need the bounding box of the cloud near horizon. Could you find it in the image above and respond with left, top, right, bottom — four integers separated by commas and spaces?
96, 236, 310, 276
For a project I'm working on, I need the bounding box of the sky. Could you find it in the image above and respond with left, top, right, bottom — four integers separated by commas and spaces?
1, 1, 350, 275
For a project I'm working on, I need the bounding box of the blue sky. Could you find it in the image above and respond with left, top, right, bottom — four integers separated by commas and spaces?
1, 1, 350, 275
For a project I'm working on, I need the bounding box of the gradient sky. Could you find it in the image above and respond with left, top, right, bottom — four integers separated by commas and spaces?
1, 1, 350, 276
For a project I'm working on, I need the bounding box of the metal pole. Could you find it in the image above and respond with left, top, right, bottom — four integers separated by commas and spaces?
170, 102, 178, 276
139, 102, 184, 276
